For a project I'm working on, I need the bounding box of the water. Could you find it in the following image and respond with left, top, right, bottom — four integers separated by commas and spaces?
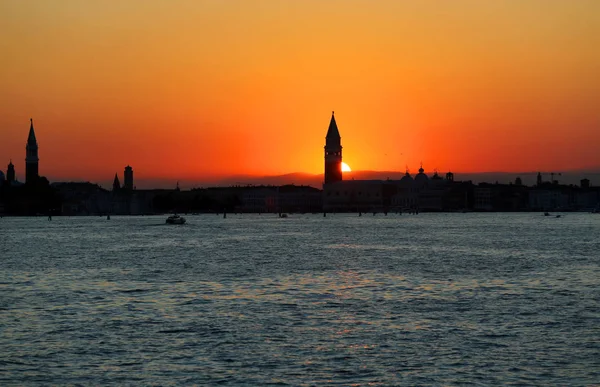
1, 213, 599, 385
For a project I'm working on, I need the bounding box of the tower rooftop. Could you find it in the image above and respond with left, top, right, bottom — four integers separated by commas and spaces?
27, 118, 37, 146
326, 111, 340, 140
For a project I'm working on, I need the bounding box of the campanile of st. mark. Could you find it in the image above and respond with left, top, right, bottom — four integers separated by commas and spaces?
324, 112, 342, 184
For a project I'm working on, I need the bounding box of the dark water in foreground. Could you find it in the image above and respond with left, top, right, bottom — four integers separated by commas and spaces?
1, 213, 599, 386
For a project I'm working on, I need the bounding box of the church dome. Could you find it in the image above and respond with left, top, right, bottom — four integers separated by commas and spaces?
414, 166, 429, 184
400, 172, 413, 186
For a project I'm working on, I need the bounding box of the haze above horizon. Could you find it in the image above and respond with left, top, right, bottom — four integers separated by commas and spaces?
1, 0, 599, 182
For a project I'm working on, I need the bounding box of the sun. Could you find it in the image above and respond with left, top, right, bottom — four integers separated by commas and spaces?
341, 162, 352, 172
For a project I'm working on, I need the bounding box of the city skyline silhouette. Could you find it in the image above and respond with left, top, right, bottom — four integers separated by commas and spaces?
2, 115, 599, 190
1, 2, 599, 182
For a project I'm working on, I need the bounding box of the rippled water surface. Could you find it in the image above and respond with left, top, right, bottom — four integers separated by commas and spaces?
1, 213, 600, 385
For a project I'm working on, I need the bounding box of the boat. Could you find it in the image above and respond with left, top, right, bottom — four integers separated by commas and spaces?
166, 214, 186, 224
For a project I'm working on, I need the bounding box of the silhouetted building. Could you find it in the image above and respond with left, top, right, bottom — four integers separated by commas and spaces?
113, 173, 121, 191
241, 188, 278, 213
124, 165, 134, 191
277, 185, 324, 213
474, 186, 493, 210
414, 165, 429, 187
575, 179, 599, 209
324, 180, 386, 212
6, 160, 15, 183
238, 185, 322, 213
324, 112, 342, 184
391, 171, 417, 209
529, 187, 570, 211
475, 183, 529, 211
537, 172, 542, 187
52, 182, 111, 215
0, 170, 5, 186
581, 178, 590, 189
26, 118, 39, 184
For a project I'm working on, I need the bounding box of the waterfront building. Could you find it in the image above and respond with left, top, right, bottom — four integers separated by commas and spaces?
323, 180, 386, 212
52, 182, 112, 215
277, 185, 323, 213
416, 171, 447, 211
391, 171, 417, 209
474, 186, 493, 211
241, 188, 278, 213
529, 188, 570, 211
26, 119, 39, 184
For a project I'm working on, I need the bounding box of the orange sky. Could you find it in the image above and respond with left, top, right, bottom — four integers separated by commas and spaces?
1, 1, 599, 182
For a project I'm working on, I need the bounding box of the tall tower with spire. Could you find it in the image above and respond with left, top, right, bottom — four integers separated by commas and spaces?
25, 118, 39, 184
113, 173, 121, 192
324, 111, 343, 184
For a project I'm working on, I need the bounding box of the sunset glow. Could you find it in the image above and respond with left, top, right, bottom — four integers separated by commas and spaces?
1, 1, 599, 184
341, 163, 352, 173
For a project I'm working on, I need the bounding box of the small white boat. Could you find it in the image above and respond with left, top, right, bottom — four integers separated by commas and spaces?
166, 214, 186, 224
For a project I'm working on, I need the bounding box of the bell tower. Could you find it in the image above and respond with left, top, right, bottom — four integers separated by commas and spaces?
113, 173, 121, 191
25, 118, 39, 184
324, 111, 342, 184
123, 165, 134, 191
7, 160, 15, 183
